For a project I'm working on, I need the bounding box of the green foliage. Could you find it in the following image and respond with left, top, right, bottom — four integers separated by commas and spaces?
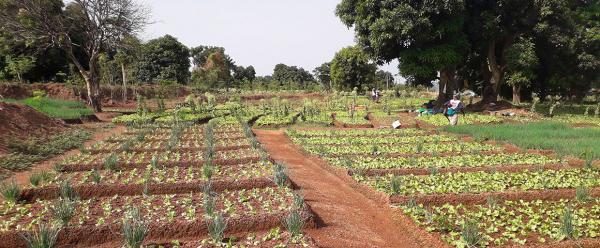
446, 122, 600, 160
330, 46, 376, 91
273, 164, 288, 187
0, 180, 21, 203
91, 169, 101, 184
192, 51, 233, 89
390, 176, 402, 195
207, 214, 227, 244
136, 35, 190, 84
284, 210, 305, 237
559, 206, 575, 240
59, 181, 77, 201
506, 37, 539, 88
50, 198, 76, 227
21, 223, 60, 248
460, 219, 483, 247
103, 154, 119, 171
272, 63, 314, 86
313, 62, 331, 88
575, 185, 591, 202
122, 208, 148, 248
4, 55, 36, 83
1, 97, 94, 119
29, 171, 52, 187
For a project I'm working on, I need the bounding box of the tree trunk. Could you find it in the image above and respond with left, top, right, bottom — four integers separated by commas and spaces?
121, 63, 127, 102
66, 47, 102, 112
437, 68, 456, 106
512, 85, 521, 104
87, 57, 102, 112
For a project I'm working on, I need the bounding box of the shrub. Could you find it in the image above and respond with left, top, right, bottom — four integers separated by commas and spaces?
0, 181, 21, 203
21, 223, 60, 248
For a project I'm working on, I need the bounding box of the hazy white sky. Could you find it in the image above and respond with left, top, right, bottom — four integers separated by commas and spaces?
142, 0, 399, 77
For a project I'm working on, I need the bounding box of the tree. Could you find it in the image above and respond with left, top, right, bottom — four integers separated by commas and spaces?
233, 65, 256, 85
330, 46, 376, 91
0, 0, 150, 112
5, 55, 35, 83
191, 51, 231, 89
375, 70, 394, 90
465, 0, 540, 103
136, 35, 190, 84
336, 0, 468, 104
272, 64, 314, 86
114, 35, 142, 101
245, 66, 256, 83
505, 37, 538, 104
313, 62, 331, 89
190, 45, 235, 70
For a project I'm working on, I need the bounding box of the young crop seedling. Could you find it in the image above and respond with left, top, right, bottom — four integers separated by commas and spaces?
390, 176, 402, 195
273, 164, 288, 187
29, 171, 52, 187
103, 154, 119, 171
576, 185, 591, 202
21, 223, 60, 248
59, 181, 78, 201
284, 210, 305, 238
460, 219, 483, 247
207, 214, 227, 244
122, 208, 148, 248
0, 180, 21, 203
91, 169, 101, 184
560, 206, 576, 240
51, 198, 76, 227
293, 192, 305, 210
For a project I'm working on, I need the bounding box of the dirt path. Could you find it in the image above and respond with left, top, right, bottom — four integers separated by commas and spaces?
7, 123, 125, 186
254, 129, 421, 248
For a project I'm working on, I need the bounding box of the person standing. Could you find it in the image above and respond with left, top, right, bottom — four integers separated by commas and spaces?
371, 88, 377, 101
445, 94, 464, 125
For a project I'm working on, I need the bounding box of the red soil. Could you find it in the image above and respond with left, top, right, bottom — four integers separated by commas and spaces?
254, 129, 433, 248
0, 102, 67, 155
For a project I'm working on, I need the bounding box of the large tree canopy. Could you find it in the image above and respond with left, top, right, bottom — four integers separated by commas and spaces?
272, 64, 314, 85
337, 0, 600, 104
0, 0, 149, 112
136, 35, 190, 84
336, 0, 468, 103
330, 46, 376, 91
313, 62, 331, 89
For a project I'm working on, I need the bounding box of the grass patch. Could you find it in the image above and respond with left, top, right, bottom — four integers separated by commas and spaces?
445, 122, 600, 159
1, 97, 93, 119
0, 129, 91, 172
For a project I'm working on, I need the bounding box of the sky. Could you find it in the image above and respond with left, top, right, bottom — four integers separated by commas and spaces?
141, 0, 400, 78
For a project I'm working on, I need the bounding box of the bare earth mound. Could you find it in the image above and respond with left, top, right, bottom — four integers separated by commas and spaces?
0, 102, 67, 154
